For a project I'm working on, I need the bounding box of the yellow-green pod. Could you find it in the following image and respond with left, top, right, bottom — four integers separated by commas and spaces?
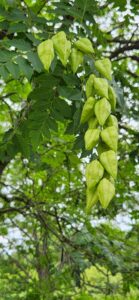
37, 39, 54, 71
85, 74, 95, 98
97, 142, 110, 156
97, 178, 115, 209
109, 176, 115, 185
88, 117, 98, 129
95, 58, 112, 81
70, 48, 83, 73
85, 160, 104, 189
94, 98, 111, 126
101, 126, 118, 152
105, 115, 118, 129
52, 31, 71, 66
94, 77, 109, 98
108, 86, 116, 110
80, 97, 96, 124
100, 150, 117, 179
74, 38, 94, 54
84, 128, 100, 150
86, 187, 98, 214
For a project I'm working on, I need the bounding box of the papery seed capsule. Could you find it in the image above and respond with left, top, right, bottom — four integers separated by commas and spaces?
108, 86, 116, 110
70, 48, 83, 73
97, 142, 110, 156
94, 98, 111, 126
101, 126, 118, 152
80, 97, 96, 124
52, 31, 71, 66
74, 38, 94, 54
85, 160, 104, 189
100, 150, 117, 179
94, 77, 109, 98
86, 74, 95, 98
95, 58, 112, 81
37, 39, 54, 71
88, 117, 98, 129
105, 115, 118, 129
97, 178, 115, 209
84, 128, 100, 150
86, 187, 98, 213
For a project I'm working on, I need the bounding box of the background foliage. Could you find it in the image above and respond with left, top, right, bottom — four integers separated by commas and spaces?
0, 0, 139, 299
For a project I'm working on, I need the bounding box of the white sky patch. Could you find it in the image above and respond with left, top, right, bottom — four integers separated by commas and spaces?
90, 211, 135, 232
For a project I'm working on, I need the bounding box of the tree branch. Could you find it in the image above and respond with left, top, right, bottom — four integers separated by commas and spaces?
126, 70, 139, 78
112, 55, 139, 62
110, 41, 139, 59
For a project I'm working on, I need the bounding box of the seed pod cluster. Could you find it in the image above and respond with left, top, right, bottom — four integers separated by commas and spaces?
81, 58, 118, 211
37, 31, 94, 72
37, 33, 118, 211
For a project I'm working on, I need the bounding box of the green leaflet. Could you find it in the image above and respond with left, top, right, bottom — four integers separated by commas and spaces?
85, 160, 104, 189
52, 31, 71, 66
108, 86, 116, 110
95, 58, 112, 81
86, 74, 95, 98
84, 128, 100, 150
100, 150, 117, 179
86, 187, 98, 213
101, 126, 118, 152
105, 115, 118, 129
94, 98, 111, 126
80, 97, 96, 124
97, 178, 115, 209
88, 117, 98, 129
70, 48, 83, 73
94, 77, 109, 98
74, 38, 94, 54
37, 39, 54, 71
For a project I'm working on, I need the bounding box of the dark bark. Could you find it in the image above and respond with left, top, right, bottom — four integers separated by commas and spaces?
110, 41, 139, 59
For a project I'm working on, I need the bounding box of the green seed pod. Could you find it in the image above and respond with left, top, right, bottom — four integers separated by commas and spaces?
104, 173, 115, 185
94, 98, 111, 126
108, 86, 116, 110
94, 77, 109, 98
80, 97, 96, 124
84, 128, 100, 150
95, 58, 112, 81
70, 48, 83, 73
52, 31, 71, 66
88, 117, 98, 129
97, 178, 115, 209
97, 142, 110, 156
74, 38, 94, 54
86, 74, 95, 98
100, 150, 117, 179
109, 177, 115, 185
86, 187, 98, 214
85, 160, 104, 189
101, 126, 118, 152
105, 115, 118, 129
37, 39, 54, 71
